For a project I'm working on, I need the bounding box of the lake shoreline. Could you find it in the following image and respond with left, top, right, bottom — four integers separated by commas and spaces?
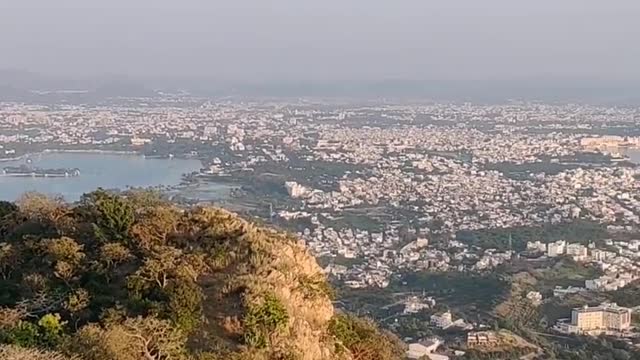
0, 152, 219, 202
0, 149, 140, 163
621, 148, 640, 165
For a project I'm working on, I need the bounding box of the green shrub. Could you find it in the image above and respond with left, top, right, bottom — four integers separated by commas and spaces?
243, 293, 289, 348
297, 274, 335, 300
4, 321, 40, 347
37, 313, 65, 347
80, 189, 135, 243
328, 313, 405, 360
2, 313, 65, 348
167, 279, 203, 332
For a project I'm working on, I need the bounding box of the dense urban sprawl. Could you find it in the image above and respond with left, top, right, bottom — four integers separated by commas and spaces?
2, 99, 640, 356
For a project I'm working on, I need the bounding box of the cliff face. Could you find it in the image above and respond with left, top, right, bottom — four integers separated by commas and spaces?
183, 208, 344, 360
0, 192, 402, 360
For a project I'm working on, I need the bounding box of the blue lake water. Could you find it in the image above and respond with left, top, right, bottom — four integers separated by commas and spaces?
0, 152, 234, 202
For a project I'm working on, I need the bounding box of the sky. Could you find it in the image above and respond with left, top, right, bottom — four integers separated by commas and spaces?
1, 0, 639, 84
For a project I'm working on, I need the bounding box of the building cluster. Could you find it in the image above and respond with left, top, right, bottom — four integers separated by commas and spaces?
1, 100, 640, 302
402, 295, 437, 315
532, 238, 640, 295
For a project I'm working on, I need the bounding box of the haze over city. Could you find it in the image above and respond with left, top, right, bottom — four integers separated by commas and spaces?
2, 0, 640, 84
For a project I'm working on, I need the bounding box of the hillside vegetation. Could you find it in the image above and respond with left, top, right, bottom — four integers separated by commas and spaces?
0, 190, 404, 360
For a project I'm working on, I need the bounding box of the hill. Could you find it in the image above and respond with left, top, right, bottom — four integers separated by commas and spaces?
0, 190, 404, 360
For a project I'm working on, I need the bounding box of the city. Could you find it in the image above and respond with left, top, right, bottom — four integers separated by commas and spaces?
1, 98, 640, 358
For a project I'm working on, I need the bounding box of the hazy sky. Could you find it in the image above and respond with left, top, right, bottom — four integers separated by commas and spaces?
1, 0, 639, 83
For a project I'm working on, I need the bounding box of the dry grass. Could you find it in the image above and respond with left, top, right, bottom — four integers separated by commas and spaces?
184, 207, 344, 360
0, 345, 79, 360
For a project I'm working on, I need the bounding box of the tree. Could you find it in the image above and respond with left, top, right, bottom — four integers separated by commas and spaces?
17, 193, 68, 223
127, 247, 207, 295
39, 237, 86, 285
80, 189, 135, 243
99, 242, 133, 269
64, 288, 91, 313
0, 201, 18, 218
166, 280, 203, 332
64, 323, 128, 360
120, 316, 186, 360
130, 206, 180, 251
13, 193, 74, 237
123, 190, 167, 209
53, 261, 77, 283
0, 242, 21, 279
41, 237, 85, 265
128, 247, 183, 292
66, 317, 186, 360
1, 313, 66, 348
0, 344, 77, 360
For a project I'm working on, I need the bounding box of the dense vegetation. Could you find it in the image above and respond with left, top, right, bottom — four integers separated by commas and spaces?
328, 314, 405, 360
456, 220, 608, 252
397, 272, 509, 313
0, 190, 404, 360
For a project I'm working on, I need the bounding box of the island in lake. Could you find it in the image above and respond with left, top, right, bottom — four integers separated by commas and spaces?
1, 164, 80, 178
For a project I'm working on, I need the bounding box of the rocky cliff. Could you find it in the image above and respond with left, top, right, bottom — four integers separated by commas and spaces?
0, 191, 403, 360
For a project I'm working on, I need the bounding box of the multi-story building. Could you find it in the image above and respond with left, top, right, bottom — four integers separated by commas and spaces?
571, 306, 603, 331
603, 305, 633, 331
430, 311, 453, 329
555, 303, 631, 335
526, 241, 547, 253
566, 243, 588, 260
590, 249, 615, 261
547, 240, 566, 257
466, 332, 498, 347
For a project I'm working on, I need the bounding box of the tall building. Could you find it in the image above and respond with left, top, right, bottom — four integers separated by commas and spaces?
602, 305, 632, 331
557, 303, 631, 335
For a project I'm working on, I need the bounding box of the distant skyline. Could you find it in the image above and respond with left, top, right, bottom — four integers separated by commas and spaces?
1, 0, 639, 83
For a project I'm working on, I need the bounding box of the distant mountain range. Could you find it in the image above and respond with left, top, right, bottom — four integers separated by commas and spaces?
2, 69, 640, 104
0, 69, 158, 102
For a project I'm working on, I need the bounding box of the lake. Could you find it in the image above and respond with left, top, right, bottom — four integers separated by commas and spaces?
0, 152, 235, 202
625, 149, 640, 164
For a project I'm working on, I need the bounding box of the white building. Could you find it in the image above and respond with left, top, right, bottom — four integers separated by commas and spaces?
403, 296, 436, 315
406, 339, 448, 360
130, 137, 152, 146
566, 243, 588, 261
548, 240, 566, 257
591, 249, 615, 261
284, 181, 311, 198
430, 311, 453, 329
555, 303, 632, 335
526, 241, 547, 253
